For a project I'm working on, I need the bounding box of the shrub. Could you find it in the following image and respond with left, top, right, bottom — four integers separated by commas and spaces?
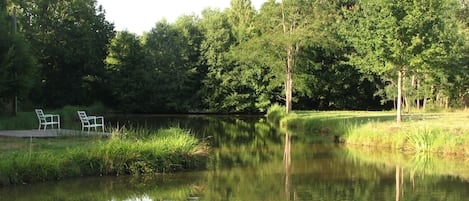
266, 104, 286, 124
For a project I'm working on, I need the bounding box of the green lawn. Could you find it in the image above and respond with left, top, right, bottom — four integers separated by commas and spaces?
0, 135, 104, 156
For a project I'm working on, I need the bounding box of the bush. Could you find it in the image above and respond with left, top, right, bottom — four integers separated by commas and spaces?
266, 104, 286, 124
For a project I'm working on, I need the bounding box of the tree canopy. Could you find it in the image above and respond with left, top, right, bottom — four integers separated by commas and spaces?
341, 0, 468, 122
1, 0, 467, 115
0, 1, 36, 115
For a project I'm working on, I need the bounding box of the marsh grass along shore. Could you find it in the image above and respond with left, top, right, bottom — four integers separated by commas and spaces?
0, 127, 208, 186
268, 107, 469, 156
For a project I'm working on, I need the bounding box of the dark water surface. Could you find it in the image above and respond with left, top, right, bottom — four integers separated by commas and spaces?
1, 115, 469, 201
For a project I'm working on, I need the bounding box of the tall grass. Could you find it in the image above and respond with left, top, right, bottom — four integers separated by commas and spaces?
276, 111, 469, 156
0, 127, 209, 186
265, 104, 286, 124
345, 115, 469, 155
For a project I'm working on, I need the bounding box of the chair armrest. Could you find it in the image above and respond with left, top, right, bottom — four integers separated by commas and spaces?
44, 114, 60, 121
86, 116, 104, 124
95, 116, 104, 124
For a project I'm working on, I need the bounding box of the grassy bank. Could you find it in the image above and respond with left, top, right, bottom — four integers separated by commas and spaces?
272, 109, 469, 156
0, 127, 209, 187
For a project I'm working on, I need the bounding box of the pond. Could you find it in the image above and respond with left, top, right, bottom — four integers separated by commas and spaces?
1, 115, 469, 201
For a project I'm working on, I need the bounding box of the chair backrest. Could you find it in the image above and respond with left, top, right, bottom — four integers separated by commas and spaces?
35, 109, 46, 123
77, 111, 89, 124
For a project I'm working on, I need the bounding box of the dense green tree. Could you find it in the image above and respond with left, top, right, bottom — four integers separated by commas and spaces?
103, 31, 149, 113
233, 0, 339, 113
222, 47, 280, 112
198, 0, 280, 113
0, 2, 36, 115
228, 0, 256, 43
173, 15, 206, 111
2, 0, 466, 114
341, 0, 467, 122
143, 19, 199, 112
198, 9, 237, 112
12, 0, 114, 108
295, 45, 385, 110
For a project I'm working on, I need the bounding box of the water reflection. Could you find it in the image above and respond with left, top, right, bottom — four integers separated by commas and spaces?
396, 165, 401, 201
0, 173, 204, 201
1, 115, 469, 201
284, 133, 292, 201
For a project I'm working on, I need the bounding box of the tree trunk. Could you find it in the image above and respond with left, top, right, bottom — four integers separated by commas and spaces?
12, 7, 18, 116
445, 97, 449, 111
285, 46, 293, 114
281, 2, 294, 114
395, 166, 401, 201
284, 132, 291, 200
423, 95, 427, 110
396, 69, 403, 124
416, 79, 420, 110
404, 96, 410, 113
423, 84, 428, 110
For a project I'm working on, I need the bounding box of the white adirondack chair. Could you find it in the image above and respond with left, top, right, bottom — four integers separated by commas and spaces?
35, 109, 60, 130
77, 111, 104, 133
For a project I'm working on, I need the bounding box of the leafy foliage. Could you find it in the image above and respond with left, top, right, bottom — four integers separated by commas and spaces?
1, 0, 467, 114
12, 0, 115, 108
0, 3, 36, 114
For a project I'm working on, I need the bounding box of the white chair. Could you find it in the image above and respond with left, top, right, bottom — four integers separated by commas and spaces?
77, 111, 104, 133
35, 109, 60, 130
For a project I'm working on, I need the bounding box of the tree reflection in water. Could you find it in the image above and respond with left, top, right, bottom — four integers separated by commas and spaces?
284, 132, 292, 201
3, 116, 469, 201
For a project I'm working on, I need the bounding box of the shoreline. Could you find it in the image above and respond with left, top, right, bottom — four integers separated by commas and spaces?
278, 111, 469, 157
0, 128, 209, 187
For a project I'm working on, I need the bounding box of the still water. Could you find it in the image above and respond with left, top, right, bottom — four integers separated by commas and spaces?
1, 115, 469, 201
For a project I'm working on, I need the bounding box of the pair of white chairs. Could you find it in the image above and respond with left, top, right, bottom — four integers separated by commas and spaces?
35, 109, 104, 133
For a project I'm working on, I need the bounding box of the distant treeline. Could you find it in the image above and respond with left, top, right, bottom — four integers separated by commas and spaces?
1, 0, 468, 114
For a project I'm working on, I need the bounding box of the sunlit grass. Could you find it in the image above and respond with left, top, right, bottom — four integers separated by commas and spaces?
281, 110, 469, 156
265, 104, 286, 123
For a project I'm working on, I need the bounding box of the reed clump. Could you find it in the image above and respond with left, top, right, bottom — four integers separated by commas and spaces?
266, 104, 286, 124
0, 127, 209, 187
